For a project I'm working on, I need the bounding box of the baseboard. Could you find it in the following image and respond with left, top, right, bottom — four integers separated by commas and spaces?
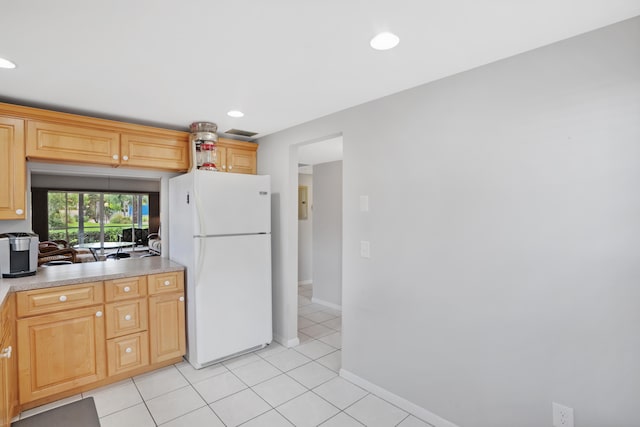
339, 369, 459, 427
311, 297, 342, 311
298, 280, 312, 285
274, 333, 300, 348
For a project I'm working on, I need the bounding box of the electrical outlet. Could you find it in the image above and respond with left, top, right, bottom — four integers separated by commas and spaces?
553, 402, 574, 427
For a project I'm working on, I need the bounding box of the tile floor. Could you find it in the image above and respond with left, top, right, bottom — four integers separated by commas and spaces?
13, 284, 431, 427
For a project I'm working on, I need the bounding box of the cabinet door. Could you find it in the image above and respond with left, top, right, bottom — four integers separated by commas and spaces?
0, 316, 14, 427
17, 306, 106, 404
26, 120, 120, 166
149, 293, 185, 364
227, 147, 256, 174
216, 146, 228, 172
0, 117, 26, 220
0, 296, 16, 426
121, 133, 190, 171
0, 334, 10, 427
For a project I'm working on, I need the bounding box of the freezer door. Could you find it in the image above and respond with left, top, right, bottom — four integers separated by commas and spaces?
193, 234, 272, 364
193, 171, 270, 236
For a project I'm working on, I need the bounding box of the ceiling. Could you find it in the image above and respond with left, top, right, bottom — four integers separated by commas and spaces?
1, 1, 639, 139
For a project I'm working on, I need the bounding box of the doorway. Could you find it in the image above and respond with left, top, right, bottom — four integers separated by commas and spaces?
294, 136, 343, 355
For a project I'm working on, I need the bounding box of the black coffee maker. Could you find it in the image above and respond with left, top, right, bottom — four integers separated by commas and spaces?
0, 233, 39, 278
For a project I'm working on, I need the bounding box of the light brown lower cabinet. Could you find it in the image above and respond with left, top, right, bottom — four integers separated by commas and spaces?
11, 270, 185, 411
149, 292, 186, 364
17, 306, 107, 404
0, 335, 11, 427
107, 331, 149, 376
0, 331, 13, 427
0, 295, 16, 427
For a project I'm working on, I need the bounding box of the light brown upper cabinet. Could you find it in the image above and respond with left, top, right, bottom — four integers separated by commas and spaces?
0, 102, 189, 172
0, 117, 26, 220
26, 121, 190, 172
26, 120, 120, 166
216, 138, 257, 174
120, 132, 190, 171
0, 102, 260, 176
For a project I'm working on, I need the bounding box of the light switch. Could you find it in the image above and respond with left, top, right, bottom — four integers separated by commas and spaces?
360, 195, 369, 212
360, 241, 370, 258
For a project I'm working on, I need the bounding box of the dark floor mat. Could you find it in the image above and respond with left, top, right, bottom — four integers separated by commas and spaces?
12, 397, 100, 427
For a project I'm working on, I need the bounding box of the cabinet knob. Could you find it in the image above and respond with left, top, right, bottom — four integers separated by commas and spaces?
122, 155, 129, 161
59, 295, 67, 302
124, 314, 132, 321
164, 280, 171, 286
123, 286, 131, 292
228, 165, 233, 170
222, 165, 226, 170
179, 296, 184, 302
96, 311, 103, 317
112, 154, 119, 160
15, 209, 24, 215
125, 347, 133, 353
0, 346, 11, 359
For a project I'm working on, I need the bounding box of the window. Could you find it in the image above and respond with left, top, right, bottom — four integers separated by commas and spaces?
47, 191, 149, 245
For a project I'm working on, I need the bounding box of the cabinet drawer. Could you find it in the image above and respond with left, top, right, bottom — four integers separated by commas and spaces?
104, 276, 147, 302
147, 272, 184, 295
105, 298, 148, 339
106, 332, 149, 376
17, 282, 104, 317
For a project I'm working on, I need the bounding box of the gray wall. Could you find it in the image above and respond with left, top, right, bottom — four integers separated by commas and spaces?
298, 173, 313, 283
257, 17, 640, 427
311, 161, 342, 307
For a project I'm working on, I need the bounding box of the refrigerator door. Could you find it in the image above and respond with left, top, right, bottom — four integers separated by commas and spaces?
193, 171, 270, 236
194, 233, 272, 365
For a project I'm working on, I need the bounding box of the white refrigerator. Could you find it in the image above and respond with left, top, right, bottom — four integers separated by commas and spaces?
169, 171, 272, 369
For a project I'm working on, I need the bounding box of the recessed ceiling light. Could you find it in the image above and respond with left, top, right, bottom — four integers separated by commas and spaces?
227, 110, 244, 118
370, 32, 400, 51
0, 57, 16, 69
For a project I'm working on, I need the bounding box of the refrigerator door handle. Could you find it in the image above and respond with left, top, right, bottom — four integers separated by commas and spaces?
194, 187, 207, 236
196, 236, 205, 284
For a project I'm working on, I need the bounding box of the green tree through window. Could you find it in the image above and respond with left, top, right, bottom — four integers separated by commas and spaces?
47, 191, 149, 246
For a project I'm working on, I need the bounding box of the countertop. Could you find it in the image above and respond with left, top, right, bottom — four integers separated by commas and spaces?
0, 257, 184, 304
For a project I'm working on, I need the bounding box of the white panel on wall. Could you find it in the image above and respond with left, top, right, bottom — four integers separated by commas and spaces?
298, 173, 313, 283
